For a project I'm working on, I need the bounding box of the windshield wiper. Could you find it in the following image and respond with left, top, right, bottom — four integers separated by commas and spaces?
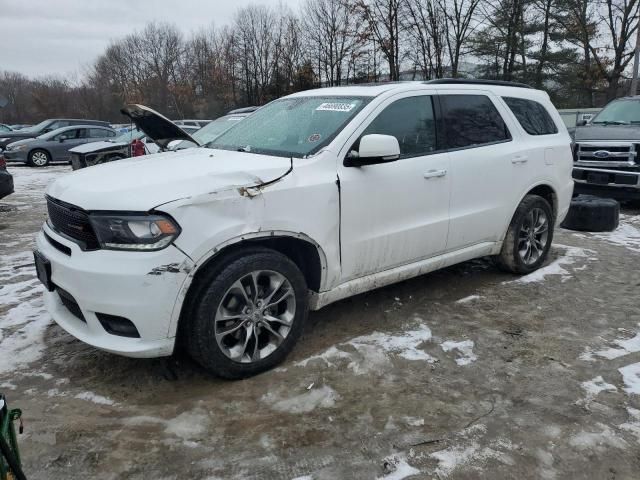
592, 120, 629, 125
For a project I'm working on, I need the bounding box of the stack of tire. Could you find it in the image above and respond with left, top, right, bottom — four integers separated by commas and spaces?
561, 195, 619, 232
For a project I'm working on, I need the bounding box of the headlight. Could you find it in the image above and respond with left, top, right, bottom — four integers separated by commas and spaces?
89, 213, 181, 251
0, 138, 9, 142
12, 144, 26, 151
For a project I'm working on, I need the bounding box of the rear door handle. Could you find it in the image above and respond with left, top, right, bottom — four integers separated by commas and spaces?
423, 169, 447, 179
512, 155, 528, 164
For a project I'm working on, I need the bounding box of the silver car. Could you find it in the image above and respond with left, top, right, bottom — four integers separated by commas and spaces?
3, 125, 116, 167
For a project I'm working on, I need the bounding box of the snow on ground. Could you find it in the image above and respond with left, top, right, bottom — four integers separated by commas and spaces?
568, 423, 629, 451
74, 391, 117, 406
440, 340, 477, 366
592, 214, 640, 253
377, 455, 420, 480
0, 166, 67, 374
455, 295, 483, 304
505, 244, 595, 284
580, 325, 640, 361
262, 385, 339, 414
618, 363, 640, 395
429, 429, 516, 478
619, 407, 640, 441
294, 317, 436, 373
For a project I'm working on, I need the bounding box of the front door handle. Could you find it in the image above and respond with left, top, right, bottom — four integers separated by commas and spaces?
424, 169, 447, 179
512, 155, 529, 164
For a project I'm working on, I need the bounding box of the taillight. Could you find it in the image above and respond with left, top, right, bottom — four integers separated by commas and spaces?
0, 155, 6, 169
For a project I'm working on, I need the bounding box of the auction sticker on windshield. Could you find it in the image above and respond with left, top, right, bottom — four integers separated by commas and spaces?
316, 102, 356, 112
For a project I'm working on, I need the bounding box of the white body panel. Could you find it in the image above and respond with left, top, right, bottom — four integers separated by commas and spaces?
39, 82, 573, 358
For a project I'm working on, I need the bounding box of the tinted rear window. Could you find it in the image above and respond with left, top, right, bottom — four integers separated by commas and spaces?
503, 97, 558, 135
440, 95, 511, 149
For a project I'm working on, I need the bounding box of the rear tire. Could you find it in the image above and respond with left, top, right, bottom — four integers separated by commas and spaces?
27, 149, 50, 167
495, 194, 554, 274
185, 248, 309, 379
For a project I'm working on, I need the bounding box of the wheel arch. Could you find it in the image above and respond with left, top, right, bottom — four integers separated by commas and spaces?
171, 231, 328, 342
28, 147, 51, 164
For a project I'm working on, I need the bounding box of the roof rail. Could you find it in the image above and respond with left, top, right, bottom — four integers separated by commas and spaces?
424, 78, 533, 89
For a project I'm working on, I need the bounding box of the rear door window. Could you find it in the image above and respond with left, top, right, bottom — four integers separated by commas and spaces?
440, 95, 511, 149
89, 128, 109, 138
361, 95, 437, 158
503, 97, 558, 135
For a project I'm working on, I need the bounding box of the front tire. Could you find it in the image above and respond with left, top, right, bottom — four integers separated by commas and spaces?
27, 149, 50, 167
495, 194, 554, 274
185, 248, 309, 379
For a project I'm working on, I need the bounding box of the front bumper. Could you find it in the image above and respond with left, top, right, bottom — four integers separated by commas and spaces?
3, 149, 28, 163
36, 223, 194, 358
572, 167, 640, 200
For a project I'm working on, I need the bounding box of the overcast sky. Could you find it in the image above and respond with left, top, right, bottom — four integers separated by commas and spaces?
1, 0, 301, 78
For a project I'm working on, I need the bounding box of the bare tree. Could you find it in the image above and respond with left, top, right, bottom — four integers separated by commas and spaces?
438, 0, 481, 77
302, 0, 362, 85
405, 0, 447, 79
354, 0, 405, 81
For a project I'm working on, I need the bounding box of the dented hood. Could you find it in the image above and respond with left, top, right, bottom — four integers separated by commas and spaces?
120, 104, 199, 149
47, 148, 292, 211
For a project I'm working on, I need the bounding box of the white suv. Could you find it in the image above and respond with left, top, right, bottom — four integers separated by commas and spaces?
35, 80, 574, 378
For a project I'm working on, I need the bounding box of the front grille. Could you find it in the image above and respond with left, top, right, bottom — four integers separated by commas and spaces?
576, 143, 636, 164
57, 287, 86, 322
46, 196, 100, 250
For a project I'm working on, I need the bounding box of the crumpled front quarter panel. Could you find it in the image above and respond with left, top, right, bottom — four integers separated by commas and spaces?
169, 154, 341, 291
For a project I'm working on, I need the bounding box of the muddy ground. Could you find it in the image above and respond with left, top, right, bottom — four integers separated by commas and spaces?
1, 164, 640, 480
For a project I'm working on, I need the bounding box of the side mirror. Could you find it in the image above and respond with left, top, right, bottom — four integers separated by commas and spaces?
576, 119, 587, 127
344, 134, 400, 167
58, 137, 66, 143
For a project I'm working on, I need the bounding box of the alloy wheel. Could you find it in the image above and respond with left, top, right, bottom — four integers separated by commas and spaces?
31, 151, 48, 166
518, 207, 549, 265
214, 270, 296, 363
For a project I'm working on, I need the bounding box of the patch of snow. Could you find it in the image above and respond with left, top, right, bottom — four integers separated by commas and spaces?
165, 410, 211, 440
0, 382, 16, 390
569, 423, 628, 450
619, 407, 640, 442
592, 214, 640, 252
586, 325, 640, 360
580, 376, 617, 400
455, 295, 482, 304
440, 340, 477, 366
262, 385, 339, 414
290, 476, 313, 480
619, 362, 640, 395
377, 455, 420, 479
403, 416, 425, 427
74, 391, 116, 406
431, 439, 515, 477
504, 244, 594, 284
295, 319, 435, 373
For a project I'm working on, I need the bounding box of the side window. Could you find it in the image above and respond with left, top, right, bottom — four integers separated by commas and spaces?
440, 95, 511, 149
361, 96, 437, 158
89, 128, 108, 138
56, 129, 77, 140
502, 97, 558, 135
106, 130, 117, 137
76, 129, 88, 139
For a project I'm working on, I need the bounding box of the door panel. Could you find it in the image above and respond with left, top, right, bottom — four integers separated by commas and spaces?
437, 91, 524, 250
338, 94, 450, 281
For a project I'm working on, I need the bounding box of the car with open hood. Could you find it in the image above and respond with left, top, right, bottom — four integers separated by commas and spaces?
35, 79, 573, 379
69, 105, 199, 170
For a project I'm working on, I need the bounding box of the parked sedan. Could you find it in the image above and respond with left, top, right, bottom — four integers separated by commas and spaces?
0, 155, 14, 200
3, 125, 116, 167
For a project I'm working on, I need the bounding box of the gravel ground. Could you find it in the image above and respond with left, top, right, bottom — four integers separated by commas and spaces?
1, 164, 640, 480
